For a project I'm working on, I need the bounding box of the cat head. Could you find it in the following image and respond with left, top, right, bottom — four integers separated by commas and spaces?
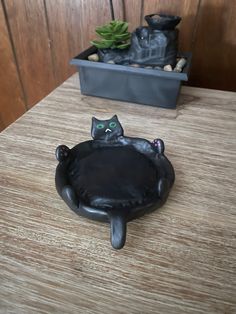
91, 115, 124, 141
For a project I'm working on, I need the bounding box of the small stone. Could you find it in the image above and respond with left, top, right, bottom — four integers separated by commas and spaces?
88, 53, 99, 62
145, 66, 153, 69
174, 58, 187, 72
107, 60, 115, 64
173, 67, 182, 73
154, 66, 162, 70
176, 58, 187, 68
130, 63, 140, 67
163, 64, 172, 71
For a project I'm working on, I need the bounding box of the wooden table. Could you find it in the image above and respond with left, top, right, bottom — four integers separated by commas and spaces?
1, 74, 236, 314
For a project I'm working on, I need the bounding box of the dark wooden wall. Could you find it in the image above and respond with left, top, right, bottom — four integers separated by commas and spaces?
1, 0, 236, 131
0, 0, 112, 131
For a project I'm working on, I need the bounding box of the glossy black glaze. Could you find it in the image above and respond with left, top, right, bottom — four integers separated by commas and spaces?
129, 27, 179, 66
98, 14, 181, 67
55, 116, 175, 249
145, 14, 181, 31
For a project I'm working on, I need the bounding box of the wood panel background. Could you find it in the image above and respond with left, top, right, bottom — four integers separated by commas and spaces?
4, 0, 56, 108
0, 0, 236, 131
190, 0, 236, 91
0, 0, 26, 130
45, 0, 111, 85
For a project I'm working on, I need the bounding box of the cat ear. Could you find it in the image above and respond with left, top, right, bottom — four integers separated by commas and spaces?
111, 115, 118, 121
92, 117, 99, 123
91, 117, 98, 139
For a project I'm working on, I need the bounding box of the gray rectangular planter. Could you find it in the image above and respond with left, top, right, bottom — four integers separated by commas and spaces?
71, 46, 192, 109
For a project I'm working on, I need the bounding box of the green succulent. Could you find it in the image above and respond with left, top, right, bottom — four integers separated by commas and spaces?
91, 20, 131, 50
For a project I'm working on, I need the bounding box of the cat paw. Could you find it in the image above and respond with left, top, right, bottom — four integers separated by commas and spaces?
61, 185, 80, 209
157, 178, 169, 199
55, 145, 70, 162
152, 138, 165, 154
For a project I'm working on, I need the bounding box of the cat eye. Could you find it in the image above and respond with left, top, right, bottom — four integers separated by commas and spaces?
109, 122, 117, 128
96, 123, 105, 129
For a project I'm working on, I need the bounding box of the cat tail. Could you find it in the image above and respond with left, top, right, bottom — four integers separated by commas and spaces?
107, 210, 127, 250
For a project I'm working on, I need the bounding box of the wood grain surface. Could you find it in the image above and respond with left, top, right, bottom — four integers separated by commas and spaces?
0, 74, 236, 314
124, 0, 143, 32
190, 0, 236, 92
0, 0, 26, 131
112, 0, 125, 20
4, 0, 56, 107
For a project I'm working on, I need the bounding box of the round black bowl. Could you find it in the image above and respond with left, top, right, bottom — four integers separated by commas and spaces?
55, 117, 175, 250
145, 13, 181, 30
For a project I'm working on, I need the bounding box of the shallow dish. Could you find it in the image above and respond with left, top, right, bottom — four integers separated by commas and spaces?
55, 115, 175, 249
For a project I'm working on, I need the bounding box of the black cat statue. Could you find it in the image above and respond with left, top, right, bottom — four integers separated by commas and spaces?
55, 115, 175, 249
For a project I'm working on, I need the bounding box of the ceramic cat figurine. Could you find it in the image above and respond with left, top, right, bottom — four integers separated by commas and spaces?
56, 115, 165, 163
55, 115, 175, 249
91, 115, 124, 141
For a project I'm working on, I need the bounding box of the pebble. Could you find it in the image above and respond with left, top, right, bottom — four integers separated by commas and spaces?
107, 60, 115, 64
163, 64, 172, 71
88, 53, 99, 62
154, 66, 162, 70
173, 67, 182, 73
130, 63, 140, 67
144, 66, 153, 69
174, 58, 187, 72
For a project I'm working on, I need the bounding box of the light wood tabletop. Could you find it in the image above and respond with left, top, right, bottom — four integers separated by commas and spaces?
1, 74, 236, 314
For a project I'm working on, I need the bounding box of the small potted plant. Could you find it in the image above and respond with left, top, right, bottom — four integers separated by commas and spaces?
89, 20, 131, 64
71, 14, 192, 109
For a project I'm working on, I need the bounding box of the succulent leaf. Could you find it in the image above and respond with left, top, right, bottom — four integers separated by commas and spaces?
90, 39, 113, 49
92, 20, 131, 50
116, 42, 130, 49
114, 33, 131, 40
96, 30, 113, 39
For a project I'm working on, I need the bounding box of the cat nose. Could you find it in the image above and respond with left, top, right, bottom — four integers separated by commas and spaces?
105, 128, 112, 133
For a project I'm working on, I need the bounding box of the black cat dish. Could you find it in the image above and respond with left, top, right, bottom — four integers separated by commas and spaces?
55, 115, 175, 249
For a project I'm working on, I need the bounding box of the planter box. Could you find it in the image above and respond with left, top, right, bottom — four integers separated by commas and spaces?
71, 46, 192, 109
